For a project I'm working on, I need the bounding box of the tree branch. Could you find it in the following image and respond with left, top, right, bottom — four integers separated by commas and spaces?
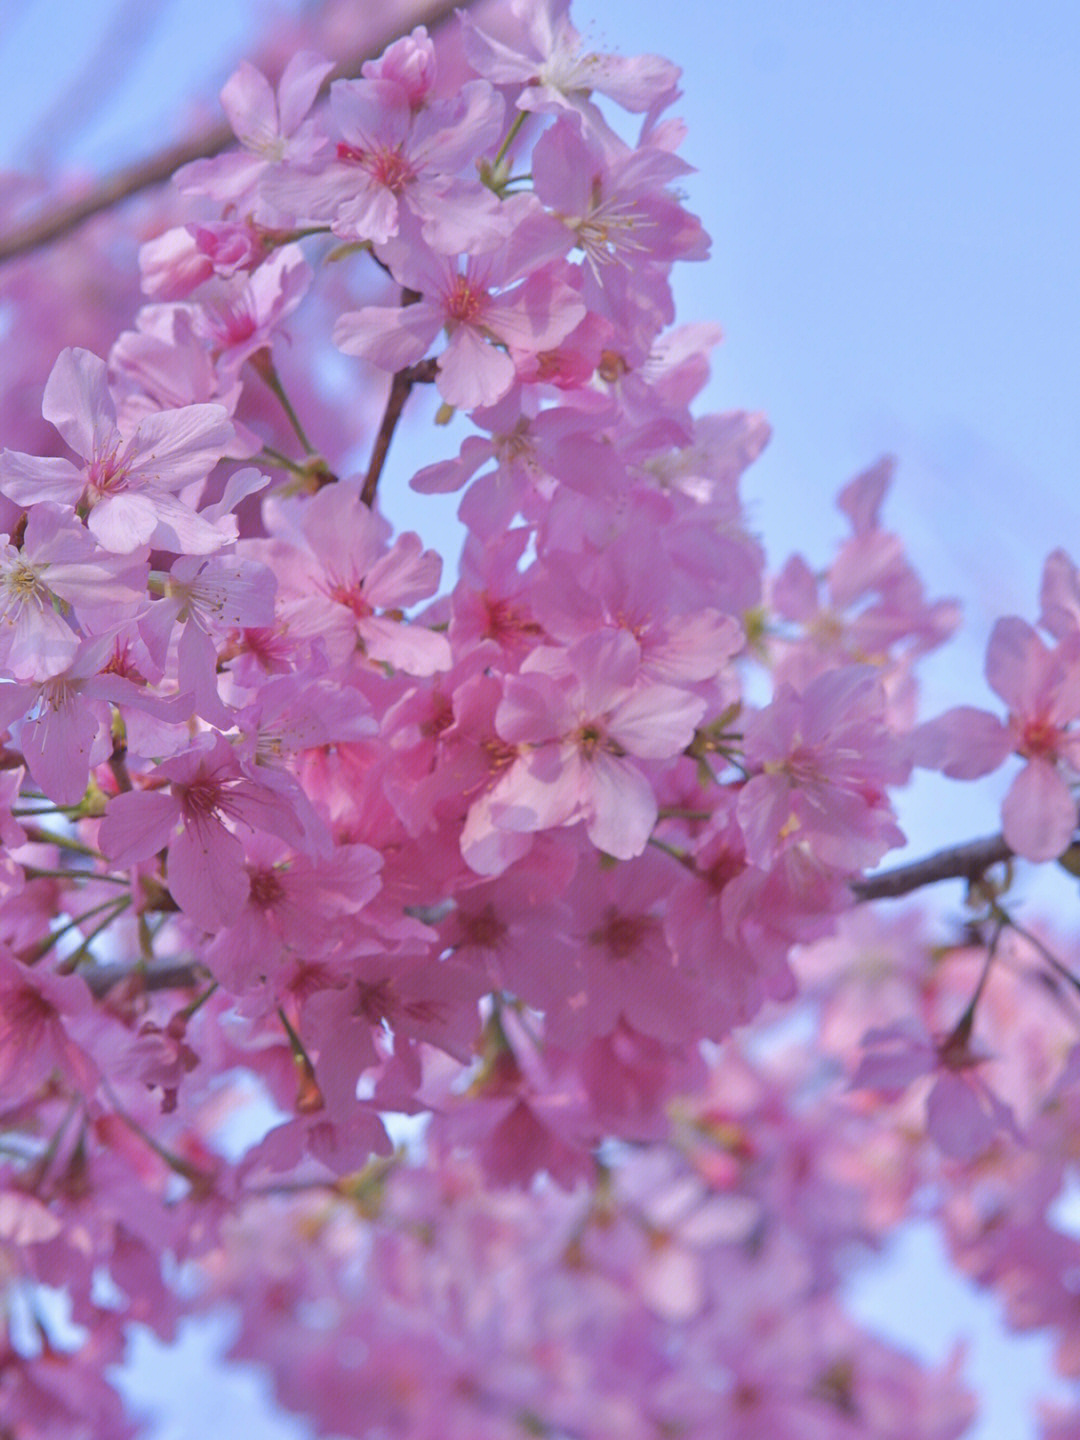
0, 0, 468, 267
851, 834, 1014, 902
361, 357, 439, 508
87, 959, 206, 999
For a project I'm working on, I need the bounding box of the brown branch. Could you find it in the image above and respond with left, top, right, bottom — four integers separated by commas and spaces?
851, 834, 1014, 902
86, 959, 206, 999
74, 833, 1021, 990
0, 0, 468, 267
361, 357, 439, 508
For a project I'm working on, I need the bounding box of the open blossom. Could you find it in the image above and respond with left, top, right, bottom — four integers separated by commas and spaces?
333, 216, 584, 410
188, 244, 312, 375
0, 504, 147, 681
462, 0, 680, 129
98, 732, 309, 930
261, 484, 451, 675
0, 348, 235, 554
266, 67, 506, 251
462, 630, 704, 872
916, 612, 1080, 861
139, 550, 277, 725
852, 1017, 1022, 1163
738, 666, 909, 872
175, 50, 333, 205
0, 632, 184, 805
532, 116, 709, 335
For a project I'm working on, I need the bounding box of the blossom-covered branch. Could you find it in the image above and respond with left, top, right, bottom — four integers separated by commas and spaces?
0, 0, 470, 266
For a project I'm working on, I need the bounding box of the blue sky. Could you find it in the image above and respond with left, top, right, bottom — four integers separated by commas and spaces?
2, 3, 1078, 1435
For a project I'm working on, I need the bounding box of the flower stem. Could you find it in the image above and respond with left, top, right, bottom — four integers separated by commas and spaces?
250, 350, 317, 454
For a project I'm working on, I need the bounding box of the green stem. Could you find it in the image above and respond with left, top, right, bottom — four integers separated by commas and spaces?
21, 866, 128, 886
21, 824, 105, 860
647, 836, 694, 870
258, 445, 307, 475
491, 110, 527, 170
24, 895, 129, 964
250, 351, 317, 455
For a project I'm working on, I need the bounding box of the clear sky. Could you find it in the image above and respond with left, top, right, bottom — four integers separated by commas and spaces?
2, 3, 1078, 1435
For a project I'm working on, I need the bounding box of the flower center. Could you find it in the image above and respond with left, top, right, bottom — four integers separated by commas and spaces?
1018, 713, 1060, 760
445, 275, 486, 325
249, 867, 286, 910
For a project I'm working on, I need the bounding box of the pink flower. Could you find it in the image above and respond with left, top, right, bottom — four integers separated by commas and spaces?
738, 666, 909, 872
0, 633, 175, 805
463, 0, 680, 128
532, 116, 709, 329
262, 484, 451, 675
176, 50, 333, 205
916, 615, 1080, 861
0, 949, 99, 1101
333, 215, 584, 411
99, 733, 308, 930
139, 550, 277, 724
0, 348, 235, 554
205, 836, 382, 995
853, 1017, 1021, 1163
0, 504, 147, 681
268, 71, 505, 252
189, 244, 312, 375
462, 630, 704, 872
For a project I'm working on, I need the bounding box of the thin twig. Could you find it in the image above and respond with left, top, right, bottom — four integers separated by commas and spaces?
361, 357, 439, 507
0, 0, 469, 266
86, 959, 206, 998
851, 834, 1014, 902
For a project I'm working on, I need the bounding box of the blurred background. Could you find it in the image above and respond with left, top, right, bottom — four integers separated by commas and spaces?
1, 2, 1078, 1435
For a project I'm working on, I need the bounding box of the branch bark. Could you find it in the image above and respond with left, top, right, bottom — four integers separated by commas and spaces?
361, 357, 439, 507
87, 959, 206, 998
0, 0, 469, 267
851, 833, 1014, 902
78, 836, 1022, 994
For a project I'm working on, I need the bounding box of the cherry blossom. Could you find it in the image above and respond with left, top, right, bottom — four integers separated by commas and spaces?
0, 6, 1077, 1437
0, 347, 235, 553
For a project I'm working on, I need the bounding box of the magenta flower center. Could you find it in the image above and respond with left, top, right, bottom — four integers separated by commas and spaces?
574, 719, 609, 758
459, 904, 507, 950
207, 296, 258, 346
178, 776, 228, 821
1018, 713, 1060, 760
328, 578, 373, 619
249, 867, 286, 910
337, 140, 415, 193
86, 448, 128, 498
590, 909, 653, 959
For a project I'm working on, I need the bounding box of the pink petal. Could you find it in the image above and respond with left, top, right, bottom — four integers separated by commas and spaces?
925, 1073, 998, 1163
277, 51, 335, 136
1001, 758, 1077, 862
220, 61, 279, 149
912, 706, 1011, 779
333, 302, 441, 371
437, 326, 516, 410
609, 683, 704, 759
99, 790, 181, 866
168, 819, 248, 930
585, 752, 657, 859
41, 347, 117, 458
128, 404, 233, 490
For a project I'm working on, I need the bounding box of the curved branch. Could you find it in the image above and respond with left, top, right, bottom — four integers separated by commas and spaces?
362, 357, 439, 507
87, 959, 206, 998
851, 834, 1014, 902
0, 0, 469, 267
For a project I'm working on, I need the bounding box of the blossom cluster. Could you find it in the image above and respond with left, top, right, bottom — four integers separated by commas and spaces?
1, 2, 1079, 1436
